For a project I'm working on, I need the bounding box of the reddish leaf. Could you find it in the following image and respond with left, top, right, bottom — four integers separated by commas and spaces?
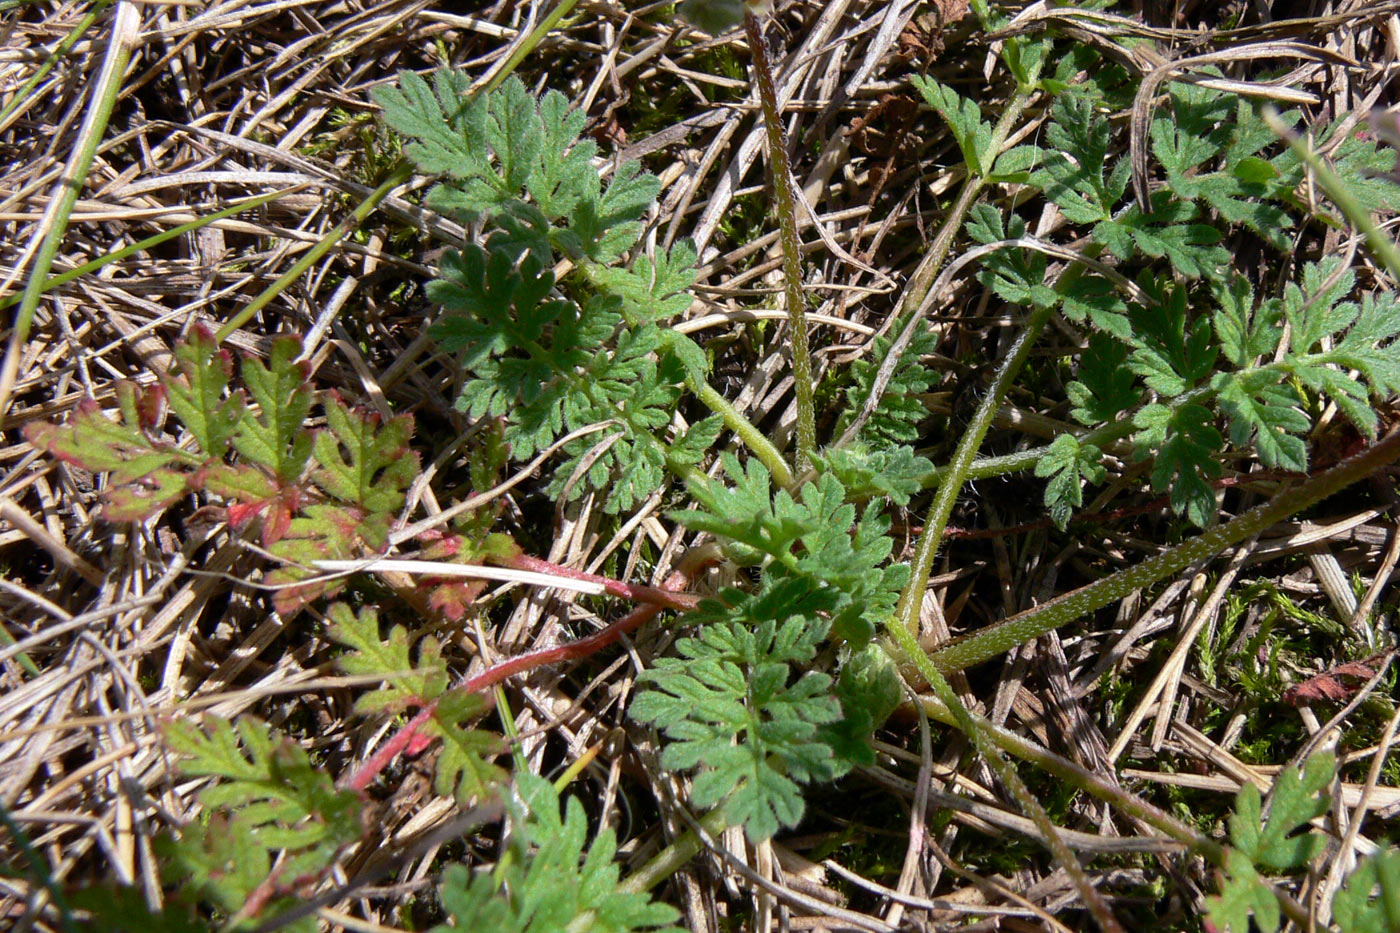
1282, 654, 1386, 706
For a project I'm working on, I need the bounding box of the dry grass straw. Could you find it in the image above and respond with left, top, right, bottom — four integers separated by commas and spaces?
1, 0, 1399, 929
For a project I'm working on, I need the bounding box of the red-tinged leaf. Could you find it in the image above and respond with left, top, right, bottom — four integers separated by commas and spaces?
136, 382, 169, 429
204, 464, 301, 544
103, 467, 195, 521
266, 504, 374, 614
312, 394, 418, 514
425, 578, 488, 621
25, 389, 186, 484
164, 324, 244, 458
415, 530, 520, 620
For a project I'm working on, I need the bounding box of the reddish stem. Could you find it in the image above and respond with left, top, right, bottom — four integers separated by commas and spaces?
340, 558, 710, 793
511, 553, 701, 611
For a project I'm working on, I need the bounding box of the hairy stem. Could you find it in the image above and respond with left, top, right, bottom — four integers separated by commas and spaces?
887, 302, 1126, 930
689, 377, 796, 489
895, 302, 1056, 638
913, 694, 1312, 928
923, 429, 1400, 675
746, 11, 816, 473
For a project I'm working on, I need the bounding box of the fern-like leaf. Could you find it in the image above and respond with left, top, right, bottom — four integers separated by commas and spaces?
632, 577, 843, 841
435, 773, 682, 932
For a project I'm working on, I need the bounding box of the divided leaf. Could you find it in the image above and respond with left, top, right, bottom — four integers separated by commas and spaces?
1332, 849, 1400, 933
434, 773, 681, 932
911, 75, 994, 176
163, 716, 362, 856
164, 325, 244, 459
1206, 753, 1334, 932
839, 325, 939, 448
232, 334, 314, 483
328, 603, 447, 714
632, 579, 843, 842
1035, 433, 1106, 530
311, 394, 416, 514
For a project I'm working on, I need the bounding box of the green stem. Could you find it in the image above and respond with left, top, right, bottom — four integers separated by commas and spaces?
688, 377, 796, 489
745, 11, 815, 474
912, 694, 1312, 928
892, 619, 1125, 931
884, 305, 1128, 929
0, 1, 137, 420
924, 429, 1400, 674
898, 90, 1034, 323
895, 303, 1056, 638
213, 164, 411, 343
618, 806, 728, 895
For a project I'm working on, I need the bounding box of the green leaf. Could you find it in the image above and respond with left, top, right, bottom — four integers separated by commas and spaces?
1279, 258, 1400, 439
434, 773, 682, 932
1208, 754, 1335, 932
965, 206, 1058, 308
1282, 256, 1357, 354
1333, 848, 1400, 933
1237, 753, 1332, 869
839, 324, 938, 448
1132, 402, 1222, 528
811, 445, 933, 507
163, 324, 245, 458
68, 884, 206, 933
588, 240, 698, 327
1035, 433, 1106, 530
670, 414, 724, 468
232, 334, 314, 483
311, 394, 417, 513
1213, 377, 1309, 472
1093, 192, 1230, 279
910, 75, 993, 177
632, 587, 843, 842
1030, 94, 1125, 224
164, 716, 361, 847
820, 644, 904, 771
1206, 848, 1281, 933
429, 691, 507, 804
1212, 275, 1280, 367
1125, 285, 1218, 397
1067, 334, 1139, 426
327, 603, 447, 714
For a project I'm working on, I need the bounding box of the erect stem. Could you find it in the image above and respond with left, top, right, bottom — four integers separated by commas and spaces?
688, 376, 796, 489
886, 300, 1125, 931
745, 11, 816, 474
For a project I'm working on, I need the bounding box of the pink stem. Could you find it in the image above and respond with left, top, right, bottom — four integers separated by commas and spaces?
341, 559, 710, 793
